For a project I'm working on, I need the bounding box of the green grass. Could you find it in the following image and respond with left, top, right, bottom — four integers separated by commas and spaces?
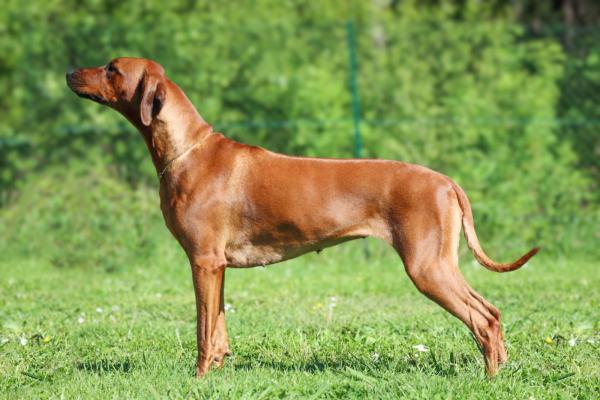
1, 240, 598, 399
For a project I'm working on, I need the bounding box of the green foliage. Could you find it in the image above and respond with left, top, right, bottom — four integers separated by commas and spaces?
557, 28, 600, 197
0, 0, 598, 258
0, 165, 163, 271
357, 12, 599, 255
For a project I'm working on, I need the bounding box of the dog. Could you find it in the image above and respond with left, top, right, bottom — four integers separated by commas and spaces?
66, 57, 539, 377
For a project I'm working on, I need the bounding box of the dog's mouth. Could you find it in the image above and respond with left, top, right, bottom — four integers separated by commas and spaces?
66, 73, 109, 105
75, 91, 108, 104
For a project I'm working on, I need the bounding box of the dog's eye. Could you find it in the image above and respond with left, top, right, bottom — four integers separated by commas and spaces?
105, 64, 116, 74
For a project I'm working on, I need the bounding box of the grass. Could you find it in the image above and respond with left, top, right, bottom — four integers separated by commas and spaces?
1, 239, 598, 399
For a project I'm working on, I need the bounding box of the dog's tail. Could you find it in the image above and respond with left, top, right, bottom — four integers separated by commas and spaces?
450, 180, 540, 272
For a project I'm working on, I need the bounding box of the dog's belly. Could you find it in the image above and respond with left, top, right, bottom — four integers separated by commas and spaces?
224, 236, 362, 268
224, 243, 302, 267
223, 217, 388, 268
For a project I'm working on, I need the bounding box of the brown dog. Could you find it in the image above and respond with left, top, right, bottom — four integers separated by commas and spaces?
66, 57, 538, 377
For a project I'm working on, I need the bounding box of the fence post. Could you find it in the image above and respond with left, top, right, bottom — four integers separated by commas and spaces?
346, 20, 363, 159
346, 20, 370, 259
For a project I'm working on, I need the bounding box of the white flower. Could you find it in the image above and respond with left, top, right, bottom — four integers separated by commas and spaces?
96, 307, 103, 313
372, 352, 380, 362
329, 296, 337, 307
19, 336, 28, 346
225, 303, 234, 313
568, 337, 577, 347
111, 305, 120, 312
0, 338, 9, 345
326, 296, 337, 322
413, 344, 429, 353
78, 316, 85, 324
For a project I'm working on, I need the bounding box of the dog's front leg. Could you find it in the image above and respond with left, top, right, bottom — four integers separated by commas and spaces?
212, 274, 231, 367
190, 255, 226, 377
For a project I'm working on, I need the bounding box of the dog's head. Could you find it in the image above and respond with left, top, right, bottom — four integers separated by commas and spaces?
66, 57, 166, 126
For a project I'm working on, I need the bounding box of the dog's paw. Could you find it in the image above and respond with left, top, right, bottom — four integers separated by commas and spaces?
212, 349, 232, 368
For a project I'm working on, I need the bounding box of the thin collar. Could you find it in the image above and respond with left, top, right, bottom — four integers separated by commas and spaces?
157, 130, 214, 181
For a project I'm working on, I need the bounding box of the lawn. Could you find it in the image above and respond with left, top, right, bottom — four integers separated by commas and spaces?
1, 240, 598, 399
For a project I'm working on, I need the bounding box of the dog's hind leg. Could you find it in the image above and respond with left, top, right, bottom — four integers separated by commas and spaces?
390, 185, 506, 376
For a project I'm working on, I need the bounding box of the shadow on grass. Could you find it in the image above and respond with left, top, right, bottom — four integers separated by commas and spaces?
76, 358, 134, 374
232, 351, 479, 377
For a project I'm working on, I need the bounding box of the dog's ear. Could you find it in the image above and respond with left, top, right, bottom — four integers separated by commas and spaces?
140, 73, 166, 126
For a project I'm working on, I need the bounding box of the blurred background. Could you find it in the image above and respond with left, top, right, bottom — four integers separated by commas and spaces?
1, 0, 599, 270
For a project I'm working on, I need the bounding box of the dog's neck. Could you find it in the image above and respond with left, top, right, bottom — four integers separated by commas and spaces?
135, 81, 213, 174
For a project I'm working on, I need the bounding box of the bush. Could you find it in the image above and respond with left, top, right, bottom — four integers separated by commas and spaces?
0, 0, 598, 260
357, 17, 599, 256
0, 164, 164, 271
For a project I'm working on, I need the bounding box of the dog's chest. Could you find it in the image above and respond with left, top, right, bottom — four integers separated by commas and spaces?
223, 218, 322, 267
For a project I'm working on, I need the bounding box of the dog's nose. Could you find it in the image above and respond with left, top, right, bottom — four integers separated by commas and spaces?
65, 69, 78, 86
